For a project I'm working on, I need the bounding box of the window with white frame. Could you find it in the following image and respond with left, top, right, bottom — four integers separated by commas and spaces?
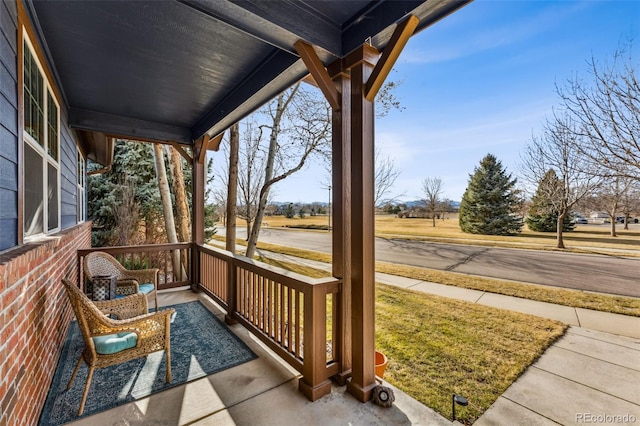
77, 151, 85, 222
23, 33, 60, 239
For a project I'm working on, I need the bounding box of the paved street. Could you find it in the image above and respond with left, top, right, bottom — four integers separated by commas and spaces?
225, 227, 640, 298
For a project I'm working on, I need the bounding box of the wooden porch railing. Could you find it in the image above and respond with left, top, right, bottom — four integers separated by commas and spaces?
77, 243, 192, 291
197, 244, 341, 401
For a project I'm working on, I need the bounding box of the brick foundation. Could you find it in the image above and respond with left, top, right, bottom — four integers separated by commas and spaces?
0, 222, 91, 426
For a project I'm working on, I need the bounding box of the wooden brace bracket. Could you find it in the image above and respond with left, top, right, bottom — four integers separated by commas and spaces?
294, 40, 341, 110
365, 15, 419, 101
170, 141, 193, 163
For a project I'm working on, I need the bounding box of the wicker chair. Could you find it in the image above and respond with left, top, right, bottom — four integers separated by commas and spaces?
84, 251, 159, 311
61, 278, 174, 416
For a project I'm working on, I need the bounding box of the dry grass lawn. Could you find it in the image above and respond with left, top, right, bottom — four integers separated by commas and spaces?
248, 215, 640, 255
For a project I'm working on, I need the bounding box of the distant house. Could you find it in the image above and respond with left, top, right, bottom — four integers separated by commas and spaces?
589, 212, 609, 219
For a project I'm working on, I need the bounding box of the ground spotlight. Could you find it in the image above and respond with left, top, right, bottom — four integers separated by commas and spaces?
452, 393, 468, 422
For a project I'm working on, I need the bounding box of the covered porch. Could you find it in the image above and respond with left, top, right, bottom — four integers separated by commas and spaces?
25, 0, 472, 406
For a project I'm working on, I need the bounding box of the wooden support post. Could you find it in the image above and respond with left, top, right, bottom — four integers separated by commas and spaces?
299, 284, 332, 400
191, 137, 206, 291
225, 123, 239, 323
328, 64, 352, 385
345, 45, 378, 402
197, 134, 211, 164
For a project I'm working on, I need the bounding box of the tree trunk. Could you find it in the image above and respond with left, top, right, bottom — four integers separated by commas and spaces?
166, 146, 191, 241
432, 212, 436, 227
610, 219, 617, 237
166, 146, 190, 278
556, 212, 565, 249
245, 93, 288, 259
153, 144, 181, 278
226, 123, 239, 254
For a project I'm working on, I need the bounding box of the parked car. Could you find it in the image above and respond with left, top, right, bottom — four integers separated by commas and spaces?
616, 216, 639, 224
573, 216, 588, 224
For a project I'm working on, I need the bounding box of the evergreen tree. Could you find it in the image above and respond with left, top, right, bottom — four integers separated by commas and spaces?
88, 140, 160, 246
526, 169, 574, 232
459, 154, 523, 235
284, 203, 295, 219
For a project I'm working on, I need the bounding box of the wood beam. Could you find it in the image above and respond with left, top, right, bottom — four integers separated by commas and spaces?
329, 68, 353, 385
345, 44, 378, 403
197, 134, 211, 164
170, 141, 193, 163
207, 132, 224, 152
365, 15, 419, 101
191, 148, 206, 291
294, 40, 340, 110
69, 108, 192, 144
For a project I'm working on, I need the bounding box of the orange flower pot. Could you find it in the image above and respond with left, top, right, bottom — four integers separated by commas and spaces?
375, 350, 388, 378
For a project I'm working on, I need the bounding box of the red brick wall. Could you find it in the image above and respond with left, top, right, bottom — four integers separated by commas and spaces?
0, 222, 91, 426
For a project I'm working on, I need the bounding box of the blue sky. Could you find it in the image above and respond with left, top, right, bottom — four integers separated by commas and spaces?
263, 0, 640, 204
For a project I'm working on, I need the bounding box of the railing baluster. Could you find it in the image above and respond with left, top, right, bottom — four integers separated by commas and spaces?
182, 244, 341, 401
287, 287, 293, 353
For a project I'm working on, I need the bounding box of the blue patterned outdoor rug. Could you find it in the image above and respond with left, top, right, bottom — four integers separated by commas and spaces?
39, 301, 257, 425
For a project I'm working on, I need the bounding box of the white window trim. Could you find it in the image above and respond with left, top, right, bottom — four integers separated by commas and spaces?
23, 30, 60, 241
77, 150, 85, 223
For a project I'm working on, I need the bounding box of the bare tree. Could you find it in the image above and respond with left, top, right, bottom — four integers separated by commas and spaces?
558, 45, 640, 177
521, 113, 602, 248
226, 122, 239, 252
245, 84, 331, 258
165, 145, 191, 242
620, 181, 640, 229
589, 176, 634, 236
374, 148, 401, 207
237, 121, 265, 240
422, 177, 443, 227
152, 144, 181, 277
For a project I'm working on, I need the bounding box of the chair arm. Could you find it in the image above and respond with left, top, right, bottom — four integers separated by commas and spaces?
94, 293, 148, 319
115, 278, 140, 296
123, 268, 159, 285
97, 308, 175, 350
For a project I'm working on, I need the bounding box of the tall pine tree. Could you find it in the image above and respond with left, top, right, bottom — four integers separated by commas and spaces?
88, 140, 161, 246
459, 154, 523, 235
525, 169, 574, 232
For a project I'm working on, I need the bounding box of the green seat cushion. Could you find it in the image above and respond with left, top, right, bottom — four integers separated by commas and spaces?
92, 332, 138, 355
138, 283, 155, 294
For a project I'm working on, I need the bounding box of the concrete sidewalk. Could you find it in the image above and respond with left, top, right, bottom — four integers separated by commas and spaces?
254, 248, 640, 339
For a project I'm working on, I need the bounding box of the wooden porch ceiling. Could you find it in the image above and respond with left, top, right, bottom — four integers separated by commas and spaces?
27, 0, 471, 157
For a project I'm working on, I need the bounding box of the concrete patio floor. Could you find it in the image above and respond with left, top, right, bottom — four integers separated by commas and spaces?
68, 289, 453, 426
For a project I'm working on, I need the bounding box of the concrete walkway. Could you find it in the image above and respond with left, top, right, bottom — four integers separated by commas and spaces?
476, 327, 640, 425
